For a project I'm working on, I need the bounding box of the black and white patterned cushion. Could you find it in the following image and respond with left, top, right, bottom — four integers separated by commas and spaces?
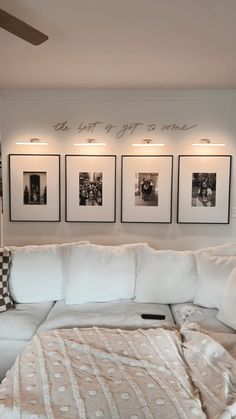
0, 249, 13, 312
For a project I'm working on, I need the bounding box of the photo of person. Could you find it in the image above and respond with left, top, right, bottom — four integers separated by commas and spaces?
23, 172, 47, 205
79, 172, 103, 206
135, 172, 159, 206
192, 172, 216, 207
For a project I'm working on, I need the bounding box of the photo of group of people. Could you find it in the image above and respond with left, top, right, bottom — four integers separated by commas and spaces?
192, 172, 216, 207
23, 172, 47, 205
134, 172, 159, 206
79, 172, 103, 206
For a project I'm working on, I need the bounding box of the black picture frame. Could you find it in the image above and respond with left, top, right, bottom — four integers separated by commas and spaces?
121, 155, 173, 223
65, 154, 116, 222
9, 154, 61, 222
177, 155, 232, 224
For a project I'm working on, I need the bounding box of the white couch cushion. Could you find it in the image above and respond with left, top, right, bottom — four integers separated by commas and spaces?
194, 254, 236, 309
135, 245, 197, 304
9, 241, 89, 303
171, 303, 234, 333
0, 340, 27, 383
195, 242, 236, 256
217, 266, 236, 330
39, 300, 175, 331
0, 301, 54, 340
9, 245, 63, 303
65, 244, 138, 304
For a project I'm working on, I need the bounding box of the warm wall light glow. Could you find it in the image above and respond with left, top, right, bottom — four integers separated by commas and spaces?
74, 139, 106, 146
192, 139, 225, 147
74, 142, 106, 146
16, 141, 49, 145
132, 139, 165, 147
16, 138, 48, 145
192, 143, 226, 146
132, 143, 165, 147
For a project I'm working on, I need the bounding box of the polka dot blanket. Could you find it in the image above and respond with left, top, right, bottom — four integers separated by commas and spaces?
0, 326, 236, 418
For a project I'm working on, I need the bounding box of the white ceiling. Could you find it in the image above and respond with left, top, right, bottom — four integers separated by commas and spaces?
0, 0, 236, 89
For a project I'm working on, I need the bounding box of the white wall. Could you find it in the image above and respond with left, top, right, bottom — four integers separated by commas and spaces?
0, 89, 235, 249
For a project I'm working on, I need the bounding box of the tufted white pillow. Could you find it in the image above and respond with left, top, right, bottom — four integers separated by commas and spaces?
65, 243, 138, 304
194, 254, 236, 309
217, 266, 236, 330
195, 242, 236, 256
9, 241, 89, 303
135, 245, 197, 304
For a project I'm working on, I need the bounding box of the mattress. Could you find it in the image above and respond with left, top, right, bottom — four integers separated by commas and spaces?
38, 300, 175, 332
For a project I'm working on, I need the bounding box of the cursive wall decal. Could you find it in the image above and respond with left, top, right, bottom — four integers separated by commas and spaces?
52, 120, 198, 138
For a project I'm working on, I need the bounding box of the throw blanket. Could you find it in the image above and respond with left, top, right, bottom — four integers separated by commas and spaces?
0, 326, 236, 418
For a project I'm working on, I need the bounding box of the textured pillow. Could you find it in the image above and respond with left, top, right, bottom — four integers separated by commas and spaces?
195, 242, 236, 256
217, 266, 236, 330
65, 243, 137, 304
8, 241, 89, 303
0, 249, 13, 312
9, 244, 63, 303
194, 254, 236, 308
135, 245, 197, 304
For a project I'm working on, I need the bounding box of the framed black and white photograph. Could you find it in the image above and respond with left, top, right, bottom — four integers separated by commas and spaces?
177, 155, 232, 224
65, 155, 116, 222
23, 171, 47, 205
9, 154, 60, 221
121, 155, 173, 223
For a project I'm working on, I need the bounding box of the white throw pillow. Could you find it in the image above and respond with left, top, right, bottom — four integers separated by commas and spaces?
135, 245, 197, 304
217, 266, 236, 330
9, 241, 89, 303
195, 242, 236, 256
65, 243, 137, 304
194, 254, 236, 308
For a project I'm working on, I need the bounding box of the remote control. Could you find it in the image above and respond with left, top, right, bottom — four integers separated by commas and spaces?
141, 314, 166, 320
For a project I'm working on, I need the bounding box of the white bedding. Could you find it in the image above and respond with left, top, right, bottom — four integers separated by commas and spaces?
1, 324, 236, 418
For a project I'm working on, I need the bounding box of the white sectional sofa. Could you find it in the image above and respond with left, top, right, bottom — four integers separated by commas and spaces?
1, 240, 236, 385
0, 301, 54, 381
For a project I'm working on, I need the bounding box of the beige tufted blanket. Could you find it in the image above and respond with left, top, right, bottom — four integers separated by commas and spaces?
0, 326, 236, 418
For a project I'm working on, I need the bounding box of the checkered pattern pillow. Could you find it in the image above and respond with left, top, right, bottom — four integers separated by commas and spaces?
0, 249, 13, 312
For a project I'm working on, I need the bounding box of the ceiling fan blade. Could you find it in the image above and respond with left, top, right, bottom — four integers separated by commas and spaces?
0, 8, 48, 45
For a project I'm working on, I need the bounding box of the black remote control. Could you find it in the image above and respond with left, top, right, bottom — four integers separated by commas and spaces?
141, 314, 166, 320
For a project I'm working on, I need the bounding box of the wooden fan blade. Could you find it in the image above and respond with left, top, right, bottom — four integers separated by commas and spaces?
0, 9, 48, 45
